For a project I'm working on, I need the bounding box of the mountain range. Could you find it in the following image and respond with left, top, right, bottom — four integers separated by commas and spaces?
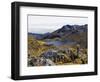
28, 24, 88, 48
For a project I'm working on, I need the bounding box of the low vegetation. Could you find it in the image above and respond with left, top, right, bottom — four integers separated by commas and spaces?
28, 35, 87, 66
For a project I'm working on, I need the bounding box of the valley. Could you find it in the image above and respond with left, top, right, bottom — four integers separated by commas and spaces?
28, 24, 88, 66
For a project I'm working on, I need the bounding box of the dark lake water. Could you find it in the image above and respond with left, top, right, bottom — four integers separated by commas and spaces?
45, 40, 76, 46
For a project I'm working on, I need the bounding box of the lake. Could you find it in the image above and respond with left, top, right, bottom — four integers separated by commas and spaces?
45, 40, 76, 46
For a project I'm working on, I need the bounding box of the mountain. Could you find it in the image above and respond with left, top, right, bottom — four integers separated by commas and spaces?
52, 24, 87, 37
28, 24, 88, 48
56, 24, 87, 33
28, 24, 87, 39
28, 33, 44, 39
37, 24, 87, 39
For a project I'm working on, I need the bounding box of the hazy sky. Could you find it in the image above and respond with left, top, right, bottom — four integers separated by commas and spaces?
28, 15, 88, 34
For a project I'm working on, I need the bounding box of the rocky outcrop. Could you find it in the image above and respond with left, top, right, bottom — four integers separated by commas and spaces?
40, 50, 71, 63
28, 57, 55, 66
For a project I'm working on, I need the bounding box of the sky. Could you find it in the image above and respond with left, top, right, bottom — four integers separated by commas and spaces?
28, 15, 88, 34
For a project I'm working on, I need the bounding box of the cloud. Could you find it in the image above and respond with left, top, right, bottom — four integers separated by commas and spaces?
28, 15, 88, 34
